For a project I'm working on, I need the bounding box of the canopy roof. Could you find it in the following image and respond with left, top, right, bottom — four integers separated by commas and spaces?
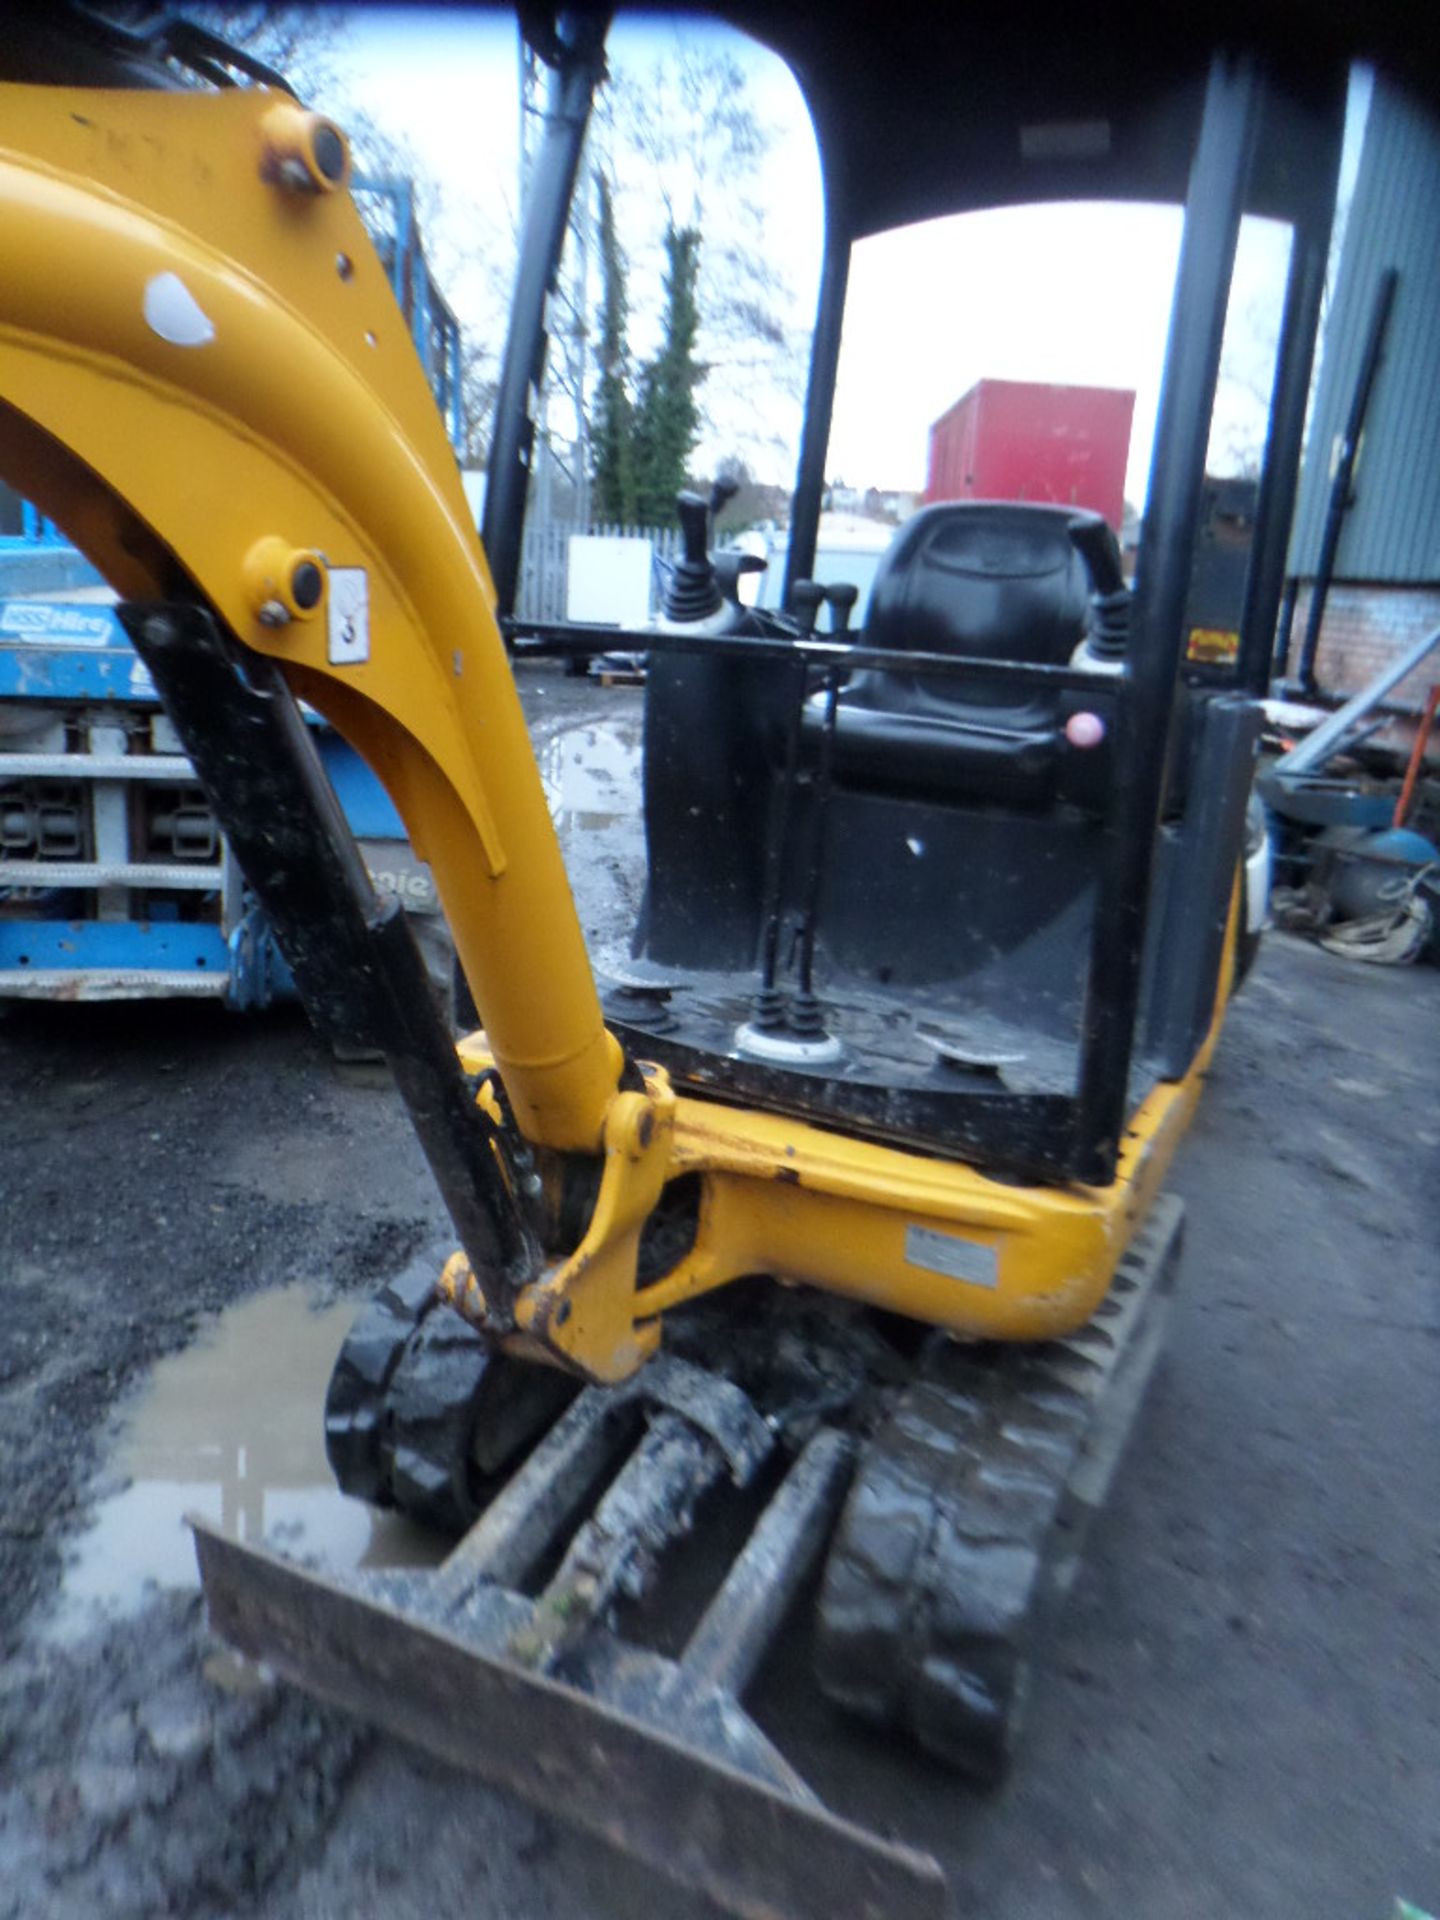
704, 0, 1434, 239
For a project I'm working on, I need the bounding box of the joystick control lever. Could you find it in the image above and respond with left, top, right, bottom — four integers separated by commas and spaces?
660, 490, 724, 624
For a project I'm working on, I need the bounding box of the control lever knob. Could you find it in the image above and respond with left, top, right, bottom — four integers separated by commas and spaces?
1067, 513, 1130, 661
826, 582, 859, 636
710, 473, 741, 519
676, 490, 711, 568
713, 550, 767, 606
791, 578, 826, 637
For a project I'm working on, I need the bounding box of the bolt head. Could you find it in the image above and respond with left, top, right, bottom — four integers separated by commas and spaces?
290, 560, 324, 611
311, 123, 346, 183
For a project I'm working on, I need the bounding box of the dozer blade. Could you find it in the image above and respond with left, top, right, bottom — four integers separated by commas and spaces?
191, 1397, 948, 1920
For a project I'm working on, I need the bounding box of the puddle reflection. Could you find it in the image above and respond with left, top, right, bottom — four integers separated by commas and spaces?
540, 719, 642, 834
52, 1285, 444, 1641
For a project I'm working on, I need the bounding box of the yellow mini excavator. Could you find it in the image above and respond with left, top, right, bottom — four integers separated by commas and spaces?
0, 3, 1417, 1913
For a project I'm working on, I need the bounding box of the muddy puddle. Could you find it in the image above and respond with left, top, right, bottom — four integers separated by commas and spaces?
51, 1284, 445, 1643
540, 716, 642, 833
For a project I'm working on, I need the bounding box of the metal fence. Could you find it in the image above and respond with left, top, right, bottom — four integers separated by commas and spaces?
516, 519, 683, 624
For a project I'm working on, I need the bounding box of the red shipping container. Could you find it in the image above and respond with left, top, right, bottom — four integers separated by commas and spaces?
926, 379, 1135, 530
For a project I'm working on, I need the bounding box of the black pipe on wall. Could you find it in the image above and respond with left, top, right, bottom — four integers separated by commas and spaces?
1294, 265, 1400, 693
1238, 81, 1346, 695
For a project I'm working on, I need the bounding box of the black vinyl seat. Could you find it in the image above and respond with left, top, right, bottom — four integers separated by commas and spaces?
801, 501, 1115, 809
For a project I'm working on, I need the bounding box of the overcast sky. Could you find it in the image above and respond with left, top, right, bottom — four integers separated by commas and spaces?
325, 11, 1368, 508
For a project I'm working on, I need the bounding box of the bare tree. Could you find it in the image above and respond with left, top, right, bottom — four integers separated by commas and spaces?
593, 33, 809, 479
1209, 289, 1283, 480
185, 6, 344, 100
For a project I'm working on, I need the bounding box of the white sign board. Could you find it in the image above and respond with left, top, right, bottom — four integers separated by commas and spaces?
566, 535, 652, 628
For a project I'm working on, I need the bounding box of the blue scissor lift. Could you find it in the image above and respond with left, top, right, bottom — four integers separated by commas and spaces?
0, 178, 465, 1011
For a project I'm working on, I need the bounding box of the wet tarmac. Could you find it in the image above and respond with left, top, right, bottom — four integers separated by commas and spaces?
539, 713, 642, 833
527, 687, 647, 949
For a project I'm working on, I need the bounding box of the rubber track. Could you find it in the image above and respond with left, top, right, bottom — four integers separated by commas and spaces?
381, 1307, 492, 1534
323, 1264, 438, 1504
323, 1259, 491, 1532
814, 1197, 1184, 1785
324, 1264, 575, 1537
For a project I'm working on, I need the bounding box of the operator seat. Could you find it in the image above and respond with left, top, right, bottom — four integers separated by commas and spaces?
632, 500, 1123, 974
802, 501, 1115, 810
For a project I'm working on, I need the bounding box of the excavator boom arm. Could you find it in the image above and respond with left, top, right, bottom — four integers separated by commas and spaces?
0, 78, 623, 1158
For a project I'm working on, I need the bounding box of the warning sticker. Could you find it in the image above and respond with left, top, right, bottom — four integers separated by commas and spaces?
904, 1225, 999, 1289
327, 568, 370, 665
1186, 626, 1239, 666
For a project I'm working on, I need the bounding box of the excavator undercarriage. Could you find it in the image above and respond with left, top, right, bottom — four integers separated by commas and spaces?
195, 1193, 1180, 1919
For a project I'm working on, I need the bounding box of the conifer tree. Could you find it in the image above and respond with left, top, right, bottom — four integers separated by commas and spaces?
590, 169, 637, 523
630, 224, 704, 526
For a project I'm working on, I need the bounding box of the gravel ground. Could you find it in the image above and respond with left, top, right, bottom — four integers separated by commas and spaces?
1, 666, 1436, 1919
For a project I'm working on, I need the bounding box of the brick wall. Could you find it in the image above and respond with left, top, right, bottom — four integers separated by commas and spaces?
1289, 582, 1440, 709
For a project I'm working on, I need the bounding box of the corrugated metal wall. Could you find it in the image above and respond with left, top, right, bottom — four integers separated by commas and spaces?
1289, 80, 1440, 582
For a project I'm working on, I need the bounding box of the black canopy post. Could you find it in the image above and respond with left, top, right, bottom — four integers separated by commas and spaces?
1237, 83, 1346, 694
482, 9, 609, 624
1071, 53, 1261, 1181
784, 195, 851, 610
